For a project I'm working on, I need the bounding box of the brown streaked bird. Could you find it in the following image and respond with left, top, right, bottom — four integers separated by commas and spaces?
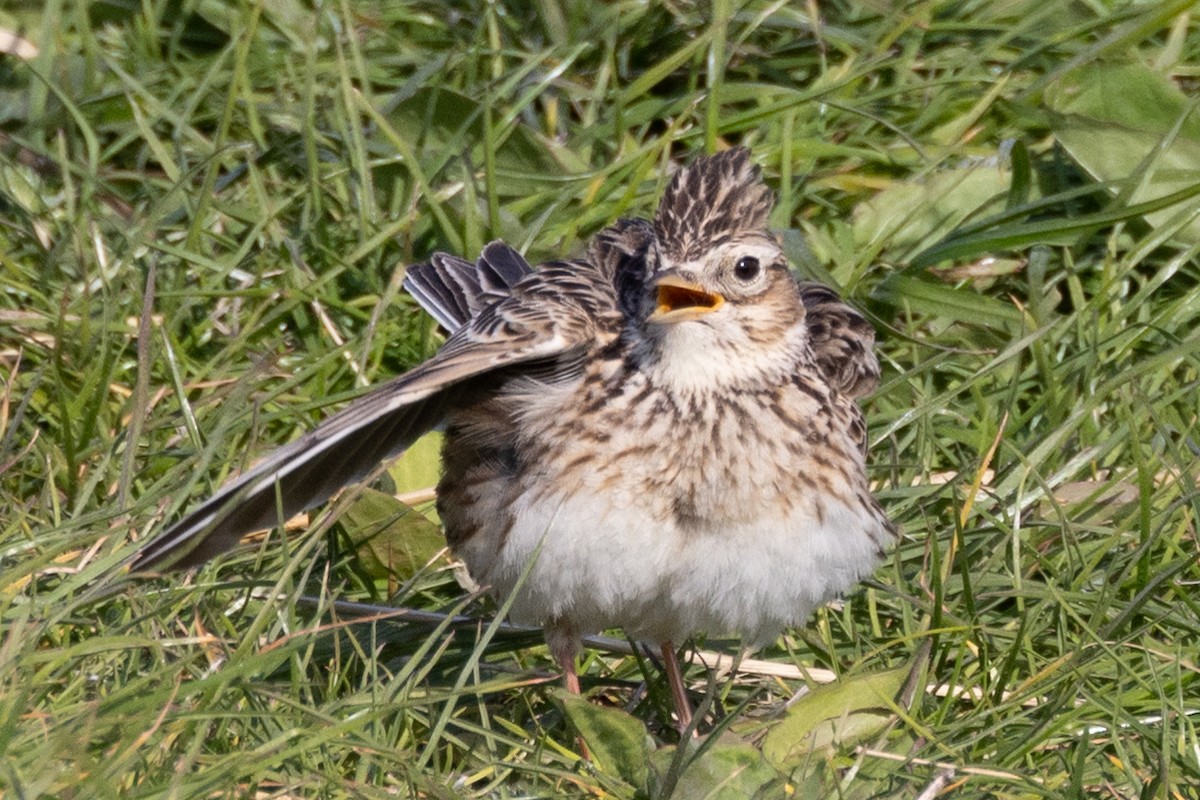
131, 148, 894, 727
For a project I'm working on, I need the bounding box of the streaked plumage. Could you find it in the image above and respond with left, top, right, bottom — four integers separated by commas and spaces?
132, 149, 894, 718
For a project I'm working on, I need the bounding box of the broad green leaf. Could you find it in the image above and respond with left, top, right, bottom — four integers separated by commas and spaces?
386, 431, 443, 496
853, 165, 1012, 256
762, 668, 906, 769
340, 488, 446, 581
870, 273, 1022, 327
1046, 62, 1200, 244
651, 740, 786, 800
555, 689, 652, 791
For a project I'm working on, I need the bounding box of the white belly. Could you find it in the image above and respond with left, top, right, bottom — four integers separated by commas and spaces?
445, 362, 891, 647
456, 482, 885, 646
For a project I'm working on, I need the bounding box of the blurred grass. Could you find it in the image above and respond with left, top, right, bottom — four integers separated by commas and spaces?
2, 0, 1199, 797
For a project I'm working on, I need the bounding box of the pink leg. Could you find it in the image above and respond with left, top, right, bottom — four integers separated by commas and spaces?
547, 624, 582, 692
562, 656, 582, 696
547, 625, 590, 758
661, 640, 694, 732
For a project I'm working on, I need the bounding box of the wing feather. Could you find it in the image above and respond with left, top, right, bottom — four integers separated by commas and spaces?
799, 282, 880, 399
403, 242, 534, 332
133, 251, 602, 571
403, 253, 477, 331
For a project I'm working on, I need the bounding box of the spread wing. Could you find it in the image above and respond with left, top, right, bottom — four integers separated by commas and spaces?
403, 240, 535, 331
799, 282, 880, 399
132, 245, 608, 571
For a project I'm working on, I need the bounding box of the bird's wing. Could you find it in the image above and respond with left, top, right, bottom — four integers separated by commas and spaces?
588, 218, 656, 318
403, 241, 534, 332
798, 282, 881, 400
132, 255, 608, 571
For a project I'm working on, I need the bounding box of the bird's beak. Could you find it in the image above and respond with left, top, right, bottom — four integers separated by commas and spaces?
649, 274, 724, 324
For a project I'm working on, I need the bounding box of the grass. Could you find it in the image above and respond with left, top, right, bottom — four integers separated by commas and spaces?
2, 0, 1199, 797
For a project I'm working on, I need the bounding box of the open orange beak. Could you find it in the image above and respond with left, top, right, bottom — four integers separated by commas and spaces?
649, 274, 724, 324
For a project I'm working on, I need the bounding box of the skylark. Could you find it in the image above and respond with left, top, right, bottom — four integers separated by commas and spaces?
133, 148, 895, 725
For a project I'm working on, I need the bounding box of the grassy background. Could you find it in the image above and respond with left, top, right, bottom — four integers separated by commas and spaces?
2, 0, 1199, 797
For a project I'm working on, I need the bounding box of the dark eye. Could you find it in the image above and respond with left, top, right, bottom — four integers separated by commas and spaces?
733, 256, 761, 282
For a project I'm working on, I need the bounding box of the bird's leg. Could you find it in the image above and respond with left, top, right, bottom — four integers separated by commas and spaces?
562, 657, 582, 695
547, 624, 590, 758
546, 623, 582, 694
660, 640, 694, 733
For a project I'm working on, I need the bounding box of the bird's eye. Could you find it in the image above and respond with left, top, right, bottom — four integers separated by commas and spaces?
733, 256, 761, 282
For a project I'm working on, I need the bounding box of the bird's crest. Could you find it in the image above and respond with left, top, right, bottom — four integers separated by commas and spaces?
653, 148, 774, 262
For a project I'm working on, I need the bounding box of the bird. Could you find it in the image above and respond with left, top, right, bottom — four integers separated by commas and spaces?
131, 147, 895, 728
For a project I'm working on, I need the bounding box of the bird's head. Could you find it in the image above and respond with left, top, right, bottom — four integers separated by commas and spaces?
632, 149, 808, 391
